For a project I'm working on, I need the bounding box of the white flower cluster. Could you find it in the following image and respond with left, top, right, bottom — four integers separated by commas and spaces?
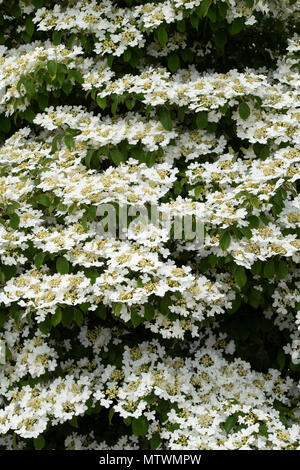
0, 42, 83, 115
0, 322, 299, 449
32, 0, 299, 57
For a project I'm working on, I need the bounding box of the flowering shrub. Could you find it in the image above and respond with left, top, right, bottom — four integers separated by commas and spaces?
0, 0, 299, 451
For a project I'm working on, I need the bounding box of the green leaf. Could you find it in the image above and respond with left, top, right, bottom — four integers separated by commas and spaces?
38, 317, 52, 335
47, 60, 57, 78
167, 54, 180, 73
144, 303, 155, 321
62, 309, 73, 328
248, 288, 262, 309
69, 69, 83, 84
258, 424, 268, 437
234, 266, 247, 288
251, 261, 262, 275
276, 260, 288, 280
33, 435, 45, 450
157, 26, 168, 46
238, 102, 251, 120
110, 149, 124, 166
9, 213, 20, 229
228, 296, 241, 314
56, 256, 69, 275
23, 78, 35, 97
74, 309, 84, 327
131, 310, 143, 328
33, 0, 43, 7
23, 110, 35, 123
196, 111, 208, 129
95, 304, 107, 320
158, 108, 172, 131
34, 252, 46, 269
123, 417, 132, 427
51, 308, 62, 327
64, 134, 75, 150
96, 96, 107, 110
123, 49, 131, 62
263, 260, 275, 278
52, 30, 62, 45
219, 231, 231, 251
108, 407, 115, 425
36, 194, 51, 207
111, 101, 118, 115
125, 98, 134, 110
150, 433, 162, 450
194, 185, 203, 199
245, 0, 254, 7
248, 215, 260, 229
114, 303, 122, 317
223, 414, 238, 434
177, 20, 185, 33
199, 0, 212, 17
240, 226, 252, 239
11, 5, 21, 18
190, 16, 199, 29
69, 416, 79, 428
38, 94, 48, 110
159, 294, 172, 315
253, 143, 270, 160
228, 18, 244, 35
277, 350, 285, 371
85, 149, 94, 168
25, 17, 35, 37
132, 416, 149, 437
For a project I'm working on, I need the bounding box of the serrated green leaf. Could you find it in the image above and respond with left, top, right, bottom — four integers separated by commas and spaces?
132, 416, 149, 437
234, 265, 247, 288
33, 435, 45, 450
167, 54, 180, 73
239, 102, 251, 120
110, 149, 124, 166
96, 96, 107, 110
25, 17, 35, 37
51, 308, 62, 327
157, 26, 168, 46
277, 260, 288, 280
144, 303, 155, 321
158, 108, 172, 131
47, 60, 57, 78
150, 433, 162, 450
131, 310, 143, 328
74, 308, 84, 327
52, 30, 62, 45
34, 252, 46, 269
223, 414, 238, 434
219, 231, 231, 251
56, 256, 69, 274
228, 17, 244, 35
36, 194, 51, 207
196, 111, 208, 129
114, 303, 122, 317
9, 213, 20, 229
277, 350, 285, 371
263, 260, 275, 278
64, 134, 75, 150
108, 407, 115, 425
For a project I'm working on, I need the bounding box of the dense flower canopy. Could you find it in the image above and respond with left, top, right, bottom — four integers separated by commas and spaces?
0, 0, 299, 450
